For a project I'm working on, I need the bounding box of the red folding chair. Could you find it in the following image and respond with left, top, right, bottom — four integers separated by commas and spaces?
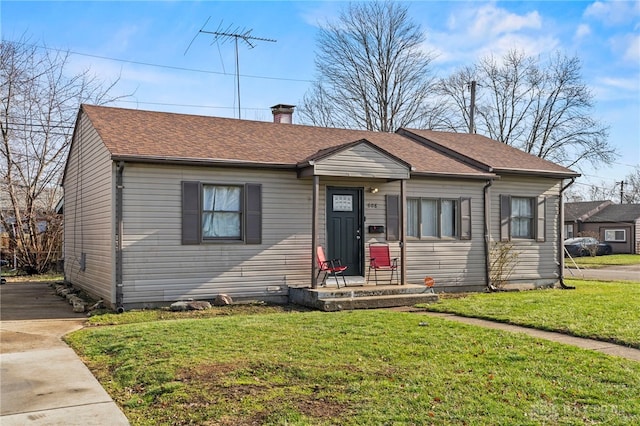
316, 246, 347, 288
368, 243, 399, 285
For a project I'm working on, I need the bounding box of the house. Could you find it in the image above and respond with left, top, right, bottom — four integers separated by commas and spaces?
62, 104, 579, 310
565, 201, 640, 254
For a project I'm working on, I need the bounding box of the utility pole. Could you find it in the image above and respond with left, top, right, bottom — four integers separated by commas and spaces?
187, 20, 276, 119
618, 180, 625, 204
469, 80, 476, 134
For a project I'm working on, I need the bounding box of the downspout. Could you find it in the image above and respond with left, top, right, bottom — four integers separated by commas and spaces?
115, 161, 125, 312
400, 179, 407, 285
559, 177, 576, 289
483, 179, 495, 291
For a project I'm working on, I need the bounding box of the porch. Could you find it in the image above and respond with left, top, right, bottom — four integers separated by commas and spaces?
289, 278, 438, 312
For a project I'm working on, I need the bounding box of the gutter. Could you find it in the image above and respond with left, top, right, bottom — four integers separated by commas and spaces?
559, 177, 577, 290
483, 179, 496, 291
115, 161, 125, 312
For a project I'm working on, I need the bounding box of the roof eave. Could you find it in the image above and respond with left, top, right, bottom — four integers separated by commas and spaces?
493, 167, 580, 179
111, 155, 296, 170
410, 171, 497, 180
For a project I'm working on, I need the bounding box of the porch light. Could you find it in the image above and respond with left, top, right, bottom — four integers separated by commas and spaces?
369, 187, 379, 194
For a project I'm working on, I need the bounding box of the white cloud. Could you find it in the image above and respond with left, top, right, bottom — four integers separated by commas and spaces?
584, 1, 640, 26
591, 74, 640, 103
425, 2, 557, 67
608, 32, 640, 63
623, 33, 640, 62
298, 2, 341, 29
574, 23, 592, 39
600, 76, 640, 91
476, 34, 560, 60
469, 4, 542, 37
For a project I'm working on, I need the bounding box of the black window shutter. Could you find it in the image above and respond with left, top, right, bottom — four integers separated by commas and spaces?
245, 183, 262, 244
500, 194, 511, 242
182, 181, 201, 245
460, 197, 472, 240
386, 194, 400, 241
536, 196, 546, 242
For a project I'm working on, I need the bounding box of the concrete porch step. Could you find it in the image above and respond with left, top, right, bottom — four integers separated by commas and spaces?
289, 284, 438, 311
319, 293, 439, 312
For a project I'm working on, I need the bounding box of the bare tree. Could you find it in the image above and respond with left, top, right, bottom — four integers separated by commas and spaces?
298, 1, 438, 132
436, 50, 615, 171
433, 65, 478, 132
586, 181, 618, 202
621, 168, 640, 204
1, 38, 126, 273
565, 168, 640, 203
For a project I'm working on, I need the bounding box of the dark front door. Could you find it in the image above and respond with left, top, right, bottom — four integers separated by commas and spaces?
326, 187, 363, 276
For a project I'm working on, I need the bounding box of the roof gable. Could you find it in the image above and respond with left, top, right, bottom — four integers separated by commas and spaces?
300, 139, 411, 179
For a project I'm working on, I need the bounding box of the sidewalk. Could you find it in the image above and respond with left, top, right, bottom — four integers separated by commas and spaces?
0, 282, 130, 426
564, 264, 640, 282
392, 307, 640, 362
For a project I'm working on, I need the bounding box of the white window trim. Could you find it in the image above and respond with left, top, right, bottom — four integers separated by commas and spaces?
604, 229, 626, 242
510, 196, 535, 240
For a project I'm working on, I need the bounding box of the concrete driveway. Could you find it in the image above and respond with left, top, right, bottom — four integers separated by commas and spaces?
0, 281, 129, 425
565, 264, 640, 282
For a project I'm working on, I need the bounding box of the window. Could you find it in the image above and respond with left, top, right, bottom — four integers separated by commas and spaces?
500, 195, 545, 242
604, 229, 626, 242
202, 185, 242, 239
564, 224, 574, 239
511, 197, 534, 239
182, 181, 261, 245
407, 197, 470, 240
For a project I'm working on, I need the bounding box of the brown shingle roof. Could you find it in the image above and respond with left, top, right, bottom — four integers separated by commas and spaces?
81, 105, 492, 178
399, 129, 579, 178
564, 201, 612, 221
582, 204, 640, 223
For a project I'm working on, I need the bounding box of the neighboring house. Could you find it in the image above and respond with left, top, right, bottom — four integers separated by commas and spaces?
565, 201, 640, 254
62, 104, 579, 310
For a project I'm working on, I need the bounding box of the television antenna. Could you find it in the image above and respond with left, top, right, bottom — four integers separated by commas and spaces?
186, 19, 276, 119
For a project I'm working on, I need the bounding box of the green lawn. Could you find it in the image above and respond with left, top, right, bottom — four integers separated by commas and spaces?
424, 280, 640, 348
67, 308, 640, 425
567, 253, 640, 268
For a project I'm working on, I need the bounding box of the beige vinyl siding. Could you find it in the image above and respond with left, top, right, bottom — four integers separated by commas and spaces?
317, 177, 488, 291
635, 219, 640, 254
120, 164, 314, 305
317, 177, 397, 247
404, 178, 487, 292
313, 144, 409, 179
491, 176, 561, 287
63, 113, 114, 303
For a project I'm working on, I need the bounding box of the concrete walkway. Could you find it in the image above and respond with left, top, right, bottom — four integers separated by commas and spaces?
564, 264, 640, 282
391, 307, 640, 362
0, 282, 129, 425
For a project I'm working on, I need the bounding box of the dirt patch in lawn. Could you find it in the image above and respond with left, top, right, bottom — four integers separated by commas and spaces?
177, 361, 353, 423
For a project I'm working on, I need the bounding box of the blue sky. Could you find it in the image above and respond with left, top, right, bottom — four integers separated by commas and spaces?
2, 1, 639, 197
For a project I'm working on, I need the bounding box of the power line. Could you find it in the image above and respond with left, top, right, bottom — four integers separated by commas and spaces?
8, 40, 313, 84
116, 99, 268, 111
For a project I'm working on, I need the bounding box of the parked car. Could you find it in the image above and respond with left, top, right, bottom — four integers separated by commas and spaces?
564, 237, 612, 257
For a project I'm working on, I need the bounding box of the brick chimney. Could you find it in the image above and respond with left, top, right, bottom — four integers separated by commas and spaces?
271, 104, 295, 124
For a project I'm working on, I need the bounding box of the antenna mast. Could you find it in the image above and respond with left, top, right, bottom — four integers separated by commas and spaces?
197, 21, 276, 119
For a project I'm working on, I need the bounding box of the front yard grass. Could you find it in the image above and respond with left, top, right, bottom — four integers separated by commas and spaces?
567, 253, 640, 268
424, 279, 640, 348
67, 309, 640, 425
